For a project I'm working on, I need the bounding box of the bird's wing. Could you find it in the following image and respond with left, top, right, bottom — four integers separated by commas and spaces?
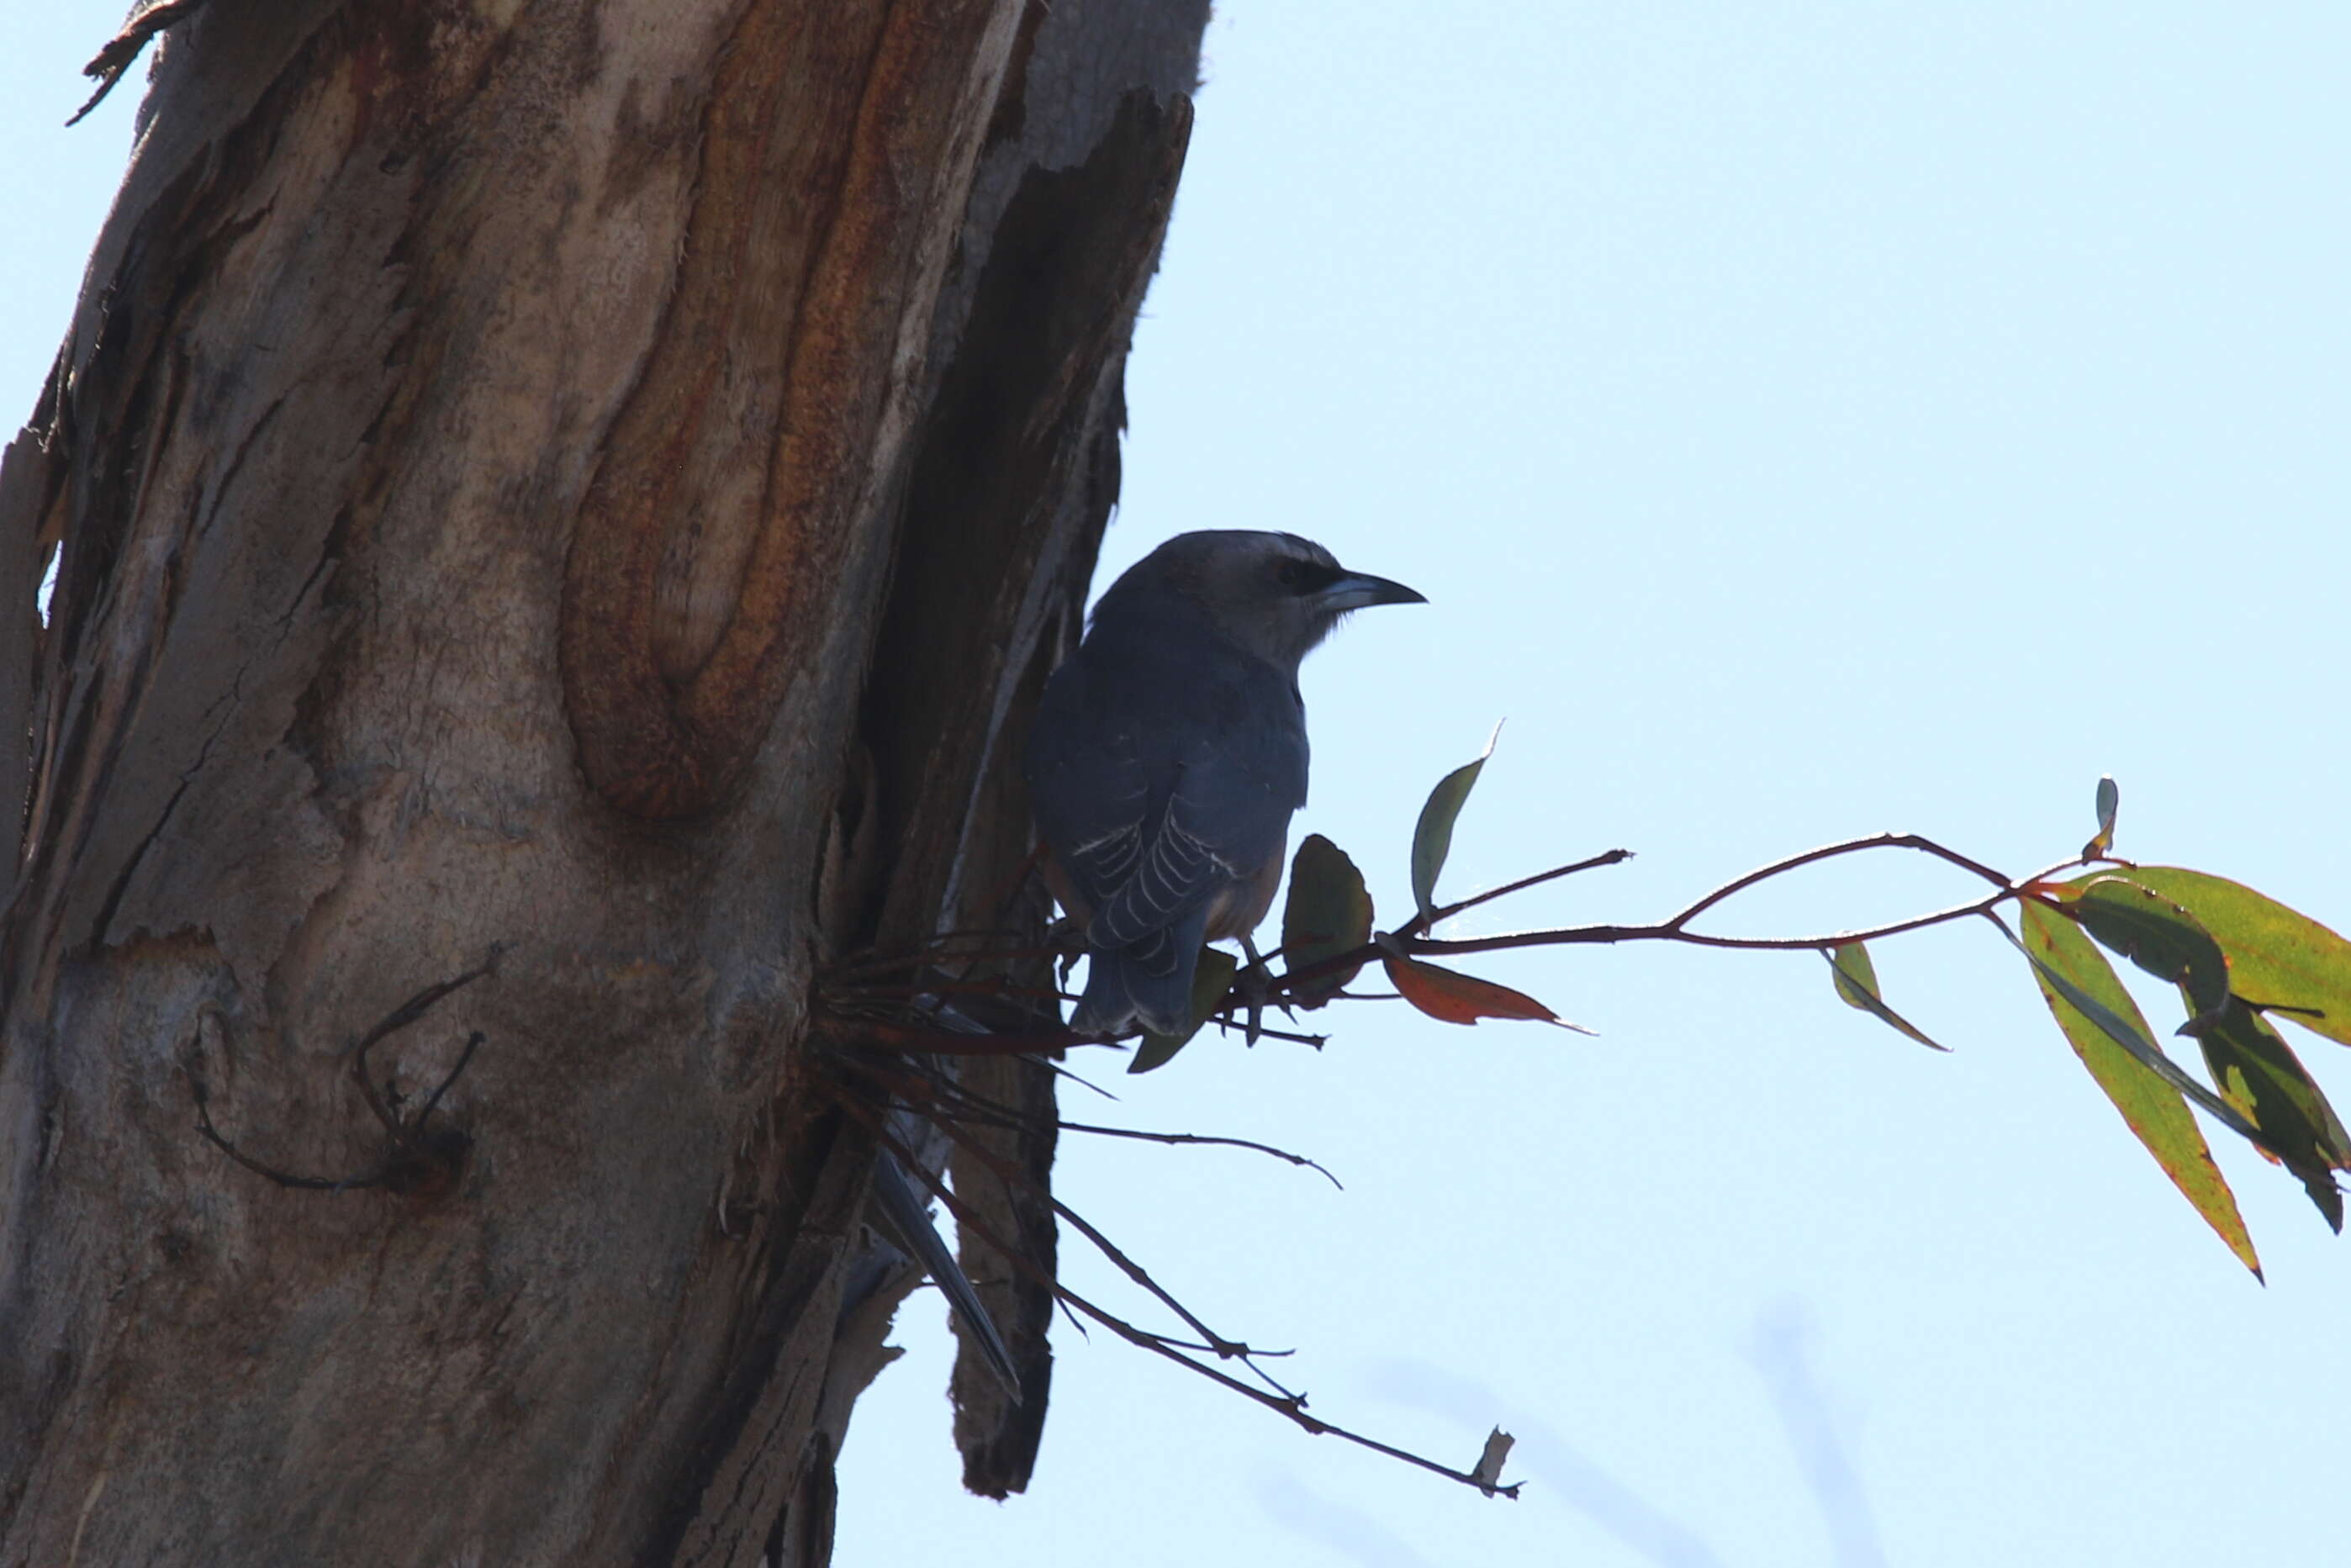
1028, 630, 1308, 951
1085, 739, 1303, 953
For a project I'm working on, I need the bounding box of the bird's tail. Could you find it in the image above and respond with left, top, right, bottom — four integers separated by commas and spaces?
1071, 915, 1209, 1037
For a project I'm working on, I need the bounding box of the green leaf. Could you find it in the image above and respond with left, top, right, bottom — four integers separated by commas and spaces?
1410, 722, 1502, 919
2057, 877, 2232, 1016
2084, 774, 2119, 859
2182, 997, 2350, 1233
1281, 835, 1374, 1009
2109, 867, 2351, 1048
1825, 942, 1947, 1051
2015, 902, 2260, 1275
1129, 948, 1241, 1074
2005, 915, 2261, 1143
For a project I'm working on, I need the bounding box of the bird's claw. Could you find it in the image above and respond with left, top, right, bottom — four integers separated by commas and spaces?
1233, 938, 1297, 1047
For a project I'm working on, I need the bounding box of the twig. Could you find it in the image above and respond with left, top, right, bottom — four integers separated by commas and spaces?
410, 1032, 486, 1127
1054, 1120, 1343, 1189
1408, 896, 2003, 959
1400, 847, 1635, 938
1057, 1278, 1519, 1495
888, 1098, 1291, 1387
861, 1115, 1514, 1496
860, 1105, 1290, 1397
1269, 842, 2078, 1011
853, 1058, 1341, 1188
193, 1087, 389, 1191
1274, 840, 2079, 984
192, 956, 499, 1195
1043, 1060, 1123, 1101
1663, 832, 2012, 931
347, 957, 500, 1134
1204, 1012, 1327, 1048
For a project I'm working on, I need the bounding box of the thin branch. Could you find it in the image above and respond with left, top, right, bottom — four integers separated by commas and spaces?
192, 1085, 391, 1191
193, 956, 498, 1194
1203, 1011, 1327, 1048
1145, 1334, 1297, 1359
1280, 837, 2078, 978
1409, 894, 2007, 959
1044, 1060, 1123, 1101
896, 1099, 1291, 1386
1054, 1121, 1343, 1190
1057, 1284, 1519, 1495
861, 1110, 1297, 1400
411, 1032, 486, 1128
348, 957, 499, 1136
1663, 832, 2013, 932
344, 953, 504, 1058
862, 1116, 1514, 1497
1052, 1191, 1286, 1376
853, 1058, 1341, 1188
1401, 847, 1635, 938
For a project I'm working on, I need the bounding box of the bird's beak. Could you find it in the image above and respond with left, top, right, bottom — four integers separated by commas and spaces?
1319, 571, 1428, 611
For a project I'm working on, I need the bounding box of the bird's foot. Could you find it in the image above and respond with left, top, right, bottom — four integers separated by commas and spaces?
1233, 937, 1297, 1047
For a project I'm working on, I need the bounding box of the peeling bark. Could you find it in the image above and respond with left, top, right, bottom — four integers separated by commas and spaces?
0, 2, 1206, 1562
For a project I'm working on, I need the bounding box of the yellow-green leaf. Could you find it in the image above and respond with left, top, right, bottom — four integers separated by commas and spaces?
2016, 902, 2259, 1276
1825, 941, 1947, 1051
2112, 868, 2351, 1048
1409, 723, 1501, 919
1281, 835, 1373, 1009
1130, 948, 1241, 1074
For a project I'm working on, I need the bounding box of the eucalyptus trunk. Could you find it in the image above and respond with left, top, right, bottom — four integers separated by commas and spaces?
0, 2, 1203, 1561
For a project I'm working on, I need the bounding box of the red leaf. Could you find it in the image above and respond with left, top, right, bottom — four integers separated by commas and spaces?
1382, 954, 1588, 1031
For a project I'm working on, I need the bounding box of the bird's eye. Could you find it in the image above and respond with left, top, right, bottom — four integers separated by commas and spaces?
1275, 559, 1340, 594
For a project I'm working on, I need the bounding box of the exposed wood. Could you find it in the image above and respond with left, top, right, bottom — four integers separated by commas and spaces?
0, 2, 1208, 1561
560, 0, 1020, 819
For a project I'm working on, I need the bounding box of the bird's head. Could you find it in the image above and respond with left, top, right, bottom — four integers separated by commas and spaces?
1102, 530, 1427, 673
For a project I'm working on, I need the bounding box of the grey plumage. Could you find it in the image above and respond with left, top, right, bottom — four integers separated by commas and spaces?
869, 1143, 1021, 1396
1027, 531, 1424, 1036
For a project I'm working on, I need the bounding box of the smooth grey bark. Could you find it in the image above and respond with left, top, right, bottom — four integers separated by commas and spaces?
0, 2, 1205, 1562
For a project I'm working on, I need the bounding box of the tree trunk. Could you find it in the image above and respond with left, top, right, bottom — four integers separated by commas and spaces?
0, 3, 1203, 1562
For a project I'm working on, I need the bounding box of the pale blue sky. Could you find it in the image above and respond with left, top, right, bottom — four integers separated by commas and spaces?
8, 7, 2348, 1565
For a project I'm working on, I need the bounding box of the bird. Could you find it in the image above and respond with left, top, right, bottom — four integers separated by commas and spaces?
1026, 531, 1425, 1036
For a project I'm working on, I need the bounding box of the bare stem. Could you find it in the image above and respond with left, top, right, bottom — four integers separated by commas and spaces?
1410, 890, 2010, 959
1662, 832, 2012, 931
863, 1115, 1514, 1497
849, 1059, 1342, 1189
1400, 847, 1634, 937
1270, 832, 2058, 998
906, 1096, 1290, 1386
